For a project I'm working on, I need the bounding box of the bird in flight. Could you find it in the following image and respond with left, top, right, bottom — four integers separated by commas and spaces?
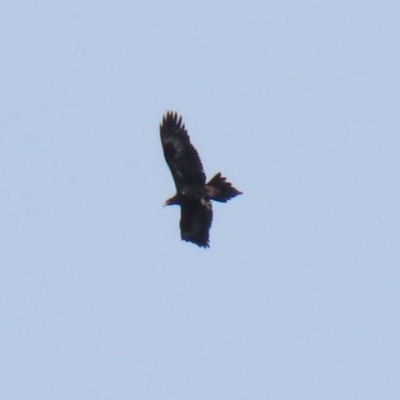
160, 111, 242, 248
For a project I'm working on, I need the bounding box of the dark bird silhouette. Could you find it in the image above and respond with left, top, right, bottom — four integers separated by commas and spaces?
160, 111, 242, 248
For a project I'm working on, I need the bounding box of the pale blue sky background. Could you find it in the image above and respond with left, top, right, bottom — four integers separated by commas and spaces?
1, 1, 399, 399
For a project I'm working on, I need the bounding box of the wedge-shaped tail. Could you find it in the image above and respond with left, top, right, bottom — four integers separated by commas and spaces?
205, 173, 242, 203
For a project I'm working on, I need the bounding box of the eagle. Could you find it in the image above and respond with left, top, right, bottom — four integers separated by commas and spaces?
160, 111, 242, 248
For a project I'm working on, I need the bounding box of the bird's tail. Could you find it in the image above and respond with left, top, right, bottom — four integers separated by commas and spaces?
205, 173, 242, 202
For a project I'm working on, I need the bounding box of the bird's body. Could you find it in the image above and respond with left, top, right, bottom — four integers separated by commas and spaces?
160, 111, 242, 248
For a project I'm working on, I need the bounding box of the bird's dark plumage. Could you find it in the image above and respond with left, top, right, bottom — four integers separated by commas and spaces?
160, 111, 242, 248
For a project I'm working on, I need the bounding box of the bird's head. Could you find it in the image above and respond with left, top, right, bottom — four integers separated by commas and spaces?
164, 194, 180, 206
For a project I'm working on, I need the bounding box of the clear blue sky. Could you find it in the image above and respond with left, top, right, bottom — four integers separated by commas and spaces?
1, 1, 399, 399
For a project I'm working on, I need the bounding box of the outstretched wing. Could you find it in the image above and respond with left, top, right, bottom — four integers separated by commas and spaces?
160, 112, 206, 190
180, 198, 213, 248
